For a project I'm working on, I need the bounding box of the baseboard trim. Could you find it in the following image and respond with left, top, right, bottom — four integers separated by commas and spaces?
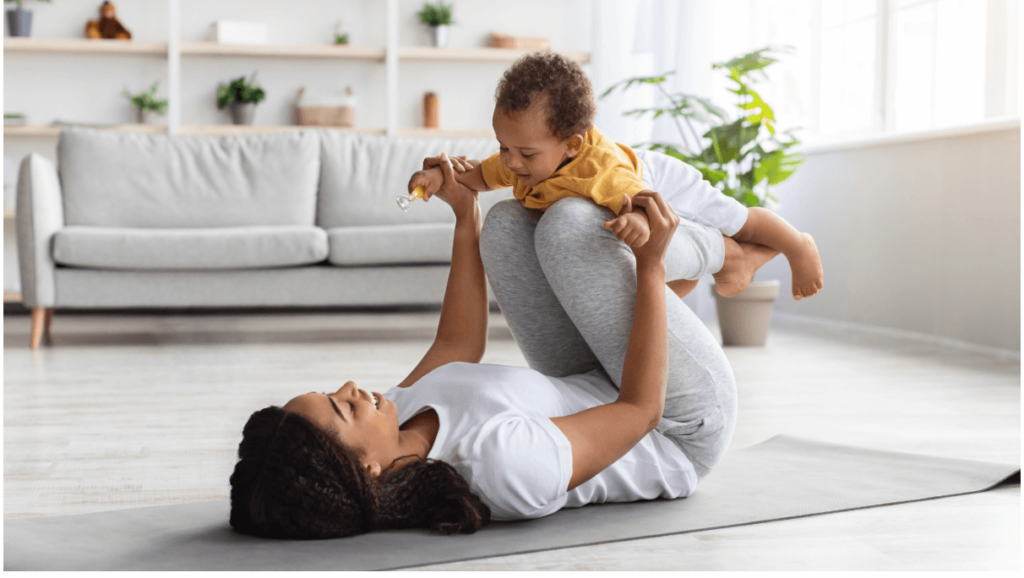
772, 312, 1021, 362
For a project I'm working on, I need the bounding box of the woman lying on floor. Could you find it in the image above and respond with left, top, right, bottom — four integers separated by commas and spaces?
229, 154, 738, 539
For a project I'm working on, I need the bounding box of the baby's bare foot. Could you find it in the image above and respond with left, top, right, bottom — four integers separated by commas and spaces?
667, 279, 699, 299
713, 237, 780, 297
790, 232, 823, 300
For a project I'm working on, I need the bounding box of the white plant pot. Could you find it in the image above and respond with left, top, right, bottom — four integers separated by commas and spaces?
230, 102, 257, 125
711, 280, 780, 346
431, 25, 449, 48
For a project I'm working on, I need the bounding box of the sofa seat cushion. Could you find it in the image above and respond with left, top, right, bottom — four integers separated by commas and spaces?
327, 224, 454, 266
53, 226, 328, 271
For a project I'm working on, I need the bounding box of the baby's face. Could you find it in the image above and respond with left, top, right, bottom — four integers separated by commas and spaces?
492, 102, 579, 187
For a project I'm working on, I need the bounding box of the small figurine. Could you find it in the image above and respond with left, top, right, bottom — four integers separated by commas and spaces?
85, 2, 132, 40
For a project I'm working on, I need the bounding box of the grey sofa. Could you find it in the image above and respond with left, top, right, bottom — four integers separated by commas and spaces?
16, 127, 511, 347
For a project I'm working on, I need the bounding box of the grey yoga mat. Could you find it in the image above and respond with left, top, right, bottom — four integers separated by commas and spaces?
5, 435, 1018, 571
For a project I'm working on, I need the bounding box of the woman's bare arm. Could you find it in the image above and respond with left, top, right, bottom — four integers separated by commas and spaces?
397, 153, 489, 388
549, 192, 679, 490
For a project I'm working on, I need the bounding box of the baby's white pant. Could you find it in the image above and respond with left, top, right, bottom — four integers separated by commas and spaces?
636, 149, 749, 238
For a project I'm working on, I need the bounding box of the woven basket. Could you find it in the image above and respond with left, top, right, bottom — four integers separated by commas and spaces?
297, 106, 354, 127
490, 32, 550, 50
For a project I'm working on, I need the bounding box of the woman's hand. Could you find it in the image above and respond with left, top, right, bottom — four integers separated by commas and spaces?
423, 154, 474, 173
407, 155, 477, 201
429, 152, 479, 217
629, 191, 680, 268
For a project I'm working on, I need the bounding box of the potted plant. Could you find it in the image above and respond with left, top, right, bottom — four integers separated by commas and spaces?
217, 72, 266, 125
417, 1, 453, 48
602, 46, 806, 346
122, 81, 168, 124
5, 0, 50, 37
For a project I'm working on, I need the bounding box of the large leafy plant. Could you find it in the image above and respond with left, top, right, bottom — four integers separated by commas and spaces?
217, 73, 266, 109
601, 46, 804, 208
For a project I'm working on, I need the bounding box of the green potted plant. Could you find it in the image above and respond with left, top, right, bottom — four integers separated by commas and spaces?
417, 1, 453, 48
602, 46, 806, 346
5, 0, 50, 37
122, 81, 168, 124
217, 72, 266, 125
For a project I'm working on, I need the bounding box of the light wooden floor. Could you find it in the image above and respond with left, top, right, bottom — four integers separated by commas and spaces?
3, 309, 1020, 571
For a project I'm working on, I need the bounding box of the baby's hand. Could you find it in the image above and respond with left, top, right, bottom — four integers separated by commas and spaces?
603, 210, 651, 248
407, 167, 444, 201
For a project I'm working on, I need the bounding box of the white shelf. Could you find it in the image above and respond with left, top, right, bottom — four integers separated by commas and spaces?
3, 124, 497, 138
397, 127, 495, 138
4, 37, 167, 56
399, 46, 590, 63
4, 124, 169, 137
179, 125, 385, 136
179, 41, 385, 60
3, 38, 589, 63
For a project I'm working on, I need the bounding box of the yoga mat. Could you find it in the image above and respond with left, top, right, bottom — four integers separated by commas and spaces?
5, 435, 1018, 571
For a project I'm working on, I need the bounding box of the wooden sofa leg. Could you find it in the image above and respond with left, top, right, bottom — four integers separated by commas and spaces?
43, 308, 54, 344
30, 308, 46, 349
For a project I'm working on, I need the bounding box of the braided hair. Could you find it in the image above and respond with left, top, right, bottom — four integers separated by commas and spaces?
229, 406, 491, 539
494, 50, 596, 140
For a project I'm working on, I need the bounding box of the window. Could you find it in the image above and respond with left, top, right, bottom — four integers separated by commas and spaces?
707, 0, 1018, 140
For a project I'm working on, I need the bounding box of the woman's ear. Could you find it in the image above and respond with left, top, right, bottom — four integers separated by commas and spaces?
364, 461, 382, 479
565, 134, 584, 157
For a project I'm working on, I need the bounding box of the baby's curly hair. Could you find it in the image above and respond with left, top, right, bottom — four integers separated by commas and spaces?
494, 51, 596, 141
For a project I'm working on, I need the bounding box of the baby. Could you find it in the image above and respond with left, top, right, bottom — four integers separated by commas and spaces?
408, 52, 823, 301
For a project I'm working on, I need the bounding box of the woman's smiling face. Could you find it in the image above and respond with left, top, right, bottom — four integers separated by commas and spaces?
492, 99, 581, 187
282, 381, 401, 476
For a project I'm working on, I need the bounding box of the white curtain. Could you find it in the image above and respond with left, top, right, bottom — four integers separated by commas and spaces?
591, 0, 713, 148
591, 0, 718, 321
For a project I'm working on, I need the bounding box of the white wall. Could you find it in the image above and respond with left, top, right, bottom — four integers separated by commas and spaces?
751, 122, 1021, 352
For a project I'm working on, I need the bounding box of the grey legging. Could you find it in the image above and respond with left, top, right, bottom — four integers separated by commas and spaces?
479, 197, 738, 478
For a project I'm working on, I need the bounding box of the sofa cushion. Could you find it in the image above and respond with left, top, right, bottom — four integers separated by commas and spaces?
57, 128, 321, 228
327, 224, 455, 266
52, 226, 328, 270
317, 131, 514, 229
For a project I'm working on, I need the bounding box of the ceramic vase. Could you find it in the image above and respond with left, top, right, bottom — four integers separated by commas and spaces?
231, 102, 257, 125
431, 25, 449, 48
6, 8, 32, 37
712, 280, 780, 346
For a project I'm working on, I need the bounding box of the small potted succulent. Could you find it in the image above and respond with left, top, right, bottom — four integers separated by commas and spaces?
417, 1, 453, 48
217, 72, 266, 125
122, 81, 168, 124
5, 0, 50, 37
603, 46, 805, 346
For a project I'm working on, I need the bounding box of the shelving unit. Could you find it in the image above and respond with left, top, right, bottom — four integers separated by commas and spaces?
4, 290, 22, 304
3, 24, 590, 137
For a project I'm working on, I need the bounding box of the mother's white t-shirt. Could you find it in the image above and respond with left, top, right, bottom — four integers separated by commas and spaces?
382, 362, 698, 521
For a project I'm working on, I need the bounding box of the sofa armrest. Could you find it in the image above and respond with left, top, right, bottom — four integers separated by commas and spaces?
16, 153, 65, 308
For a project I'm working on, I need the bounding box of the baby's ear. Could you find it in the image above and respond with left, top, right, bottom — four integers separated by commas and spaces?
566, 134, 584, 157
